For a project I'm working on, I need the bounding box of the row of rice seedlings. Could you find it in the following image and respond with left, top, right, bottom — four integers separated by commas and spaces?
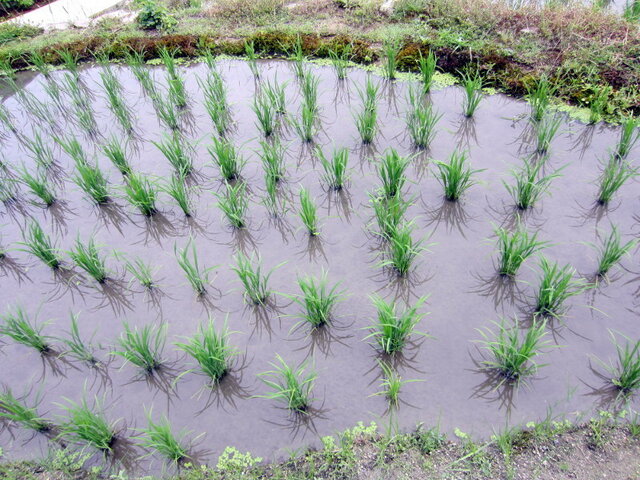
153, 132, 193, 176
159, 48, 187, 108
73, 159, 110, 204
263, 77, 287, 114
328, 43, 352, 80
461, 71, 483, 117
68, 236, 108, 283
382, 39, 401, 80
209, 136, 245, 181
244, 40, 260, 77
23, 132, 54, 168
175, 239, 215, 295
252, 92, 277, 137
102, 137, 131, 175
615, 116, 639, 159
534, 257, 587, 318
60, 73, 96, 134
590, 225, 637, 277
433, 150, 482, 200
406, 87, 441, 149
535, 114, 562, 153
298, 187, 319, 235
504, 158, 563, 209
495, 225, 547, 277
355, 77, 378, 144
288, 271, 343, 329
597, 155, 637, 205
231, 252, 275, 305
418, 50, 437, 93
215, 181, 248, 228
113, 323, 165, 374
257, 354, 316, 413
60, 313, 99, 365
98, 60, 134, 133
378, 149, 409, 198
199, 68, 232, 135
366, 295, 427, 354
317, 146, 349, 190
260, 139, 286, 183
370, 194, 410, 241
380, 220, 425, 276
0, 305, 50, 353
0, 388, 50, 432
162, 172, 193, 217
124, 172, 157, 216
527, 75, 554, 122
20, 168, 56, 206
18, 220, 62, 268
57, 396, 116, 451
589, 86, 609, 124
125, 49, 157, 98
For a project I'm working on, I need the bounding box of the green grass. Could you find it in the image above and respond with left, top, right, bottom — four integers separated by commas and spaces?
113, 323, 165, 373
68, 236, 108, 283
20, 169, 55, 206
406, 87, 441, 148
209, 136, 245, 181
495, 225, 547, 277
477, 317, 550, 384
461, 71, 483, 117
355, 77, 378, 143
601, 332, 640, 394
124, 172, 157, 216
18, 220, 61, 269
527, 75, 554, 122
73, 160, 109, 204
176, 318, 236, 383
504, 159, 563, 209
0, 305, 50, 353
260, 138, 286, 183
329, 43, 351, 80
102, 137, 130, 175
252, 93, 277, 137
138, 411, 189, 463
263, 78, 287, 114
215, 181, 248, 228
244, 40, 260, 77
57, 395, 116, 451
370, 194, 410, 241
433, 150, 482, 200
163, 173, 192, 217
366, 295, 427, 354
590, 225, 637, 277
298, 187, 319, 236
418, 50, 437, 93
153, 133, 192, 177
175, 239, 214, 295
317, 147, 349, 190
534, 257, 587, 318
616, 116, 639, 159
535, 114, 562, 154
589, 86, 609, 124
380, 221, 424, 277
257, 354, 316, 413
231, 252, 276, 305
382, 39, 401, 80
288, 271, 344, 329
0, 388, 50, 432
378, 149, 410, 198
597, 155, 637, 205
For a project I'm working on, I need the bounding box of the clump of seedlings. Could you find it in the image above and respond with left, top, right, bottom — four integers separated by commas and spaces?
253, 92, 277, 137
263, 174, 286, 215
355, 77, 378, 143
373, 361, 418, 407
366, 295, 428, 355
113, 323, 165, 374
57, 395, 116, 451
18, 220, 61, 269
99, 60, 133, 132
495, 225, 547, 277
461, 71, 483, 117
20, 168, 56, 206
244, 40, 260, 77
298, 187, 319, 235
597, 155, 637, 205
260, 139, 286, 183
293, 102, 317, 143
138, 411, 189, 464
199, 68, 232, 135
381, 221, 425, 276
24, 133, 54, 168
61, 74, 96, 134
29, 50, 50, 77
56, 135, 87, 165
290, 35, 306, 79
317, 147, 349, 190
57, 49, 79, 76
124, 173, 157, 216
418, 50, 437, 93
599, 332, 640, 394
477, 317, 550, 384
589, 225, 637, 277
0, 306, 50, 353
257, 355, 316, 413
535, 114, 562, 154
176, 318, 236, 383
382, 39, 401, 80
232, 252, 277, 305
433, 150, 482, 200
154, 132, 193, 177
175, 239, 215, 295
378, 149, 410, 198
287, 271, 344, 330
0, 388, 50, 432
263, 78, 287, 114
301, 72, 320, 109
615, 116, 639, 159
163, 173, 193, 217
125, 49, 157, 98
527, 75, 554, 122
504, 159, 563, 210
73, 160, 110, 204
534, 257, 587, 318
209, 136, 245, 181
370, 194, 410, 241
159, 47, 187, 108
328, 43, 351, 80
120, 255, 158, 289
68, 236, 108, 283
153, 94, 180, 131
60, 313, 99, 366
406, 87, 441, 149
215, 181, 248, 228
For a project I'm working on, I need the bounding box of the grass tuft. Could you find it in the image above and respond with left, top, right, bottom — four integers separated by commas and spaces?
209, 137, 244, 181
175, 239, 215, 295
153, 133, 193, 177
57, 396, 116, 451
317, 147, 349, 190
329, 43, 351, 80
102, 137, 130, 175
378, 149, 410, 198
138, 411, 189, 463
601, 332, 640, 394
124, 173, 157, 216
355, 77, 378, 143
60, 313, 99, 365
597, 155, 637, 205
535, 114, 562, 154
527, 75, 554, 122
0, 388, 49, 432
461, 71, 483, 117
382, 39, 401, 80
298, 187, 319, 236
232, 252, 276, 305
590, 225, 637, 277
406, 87, 441, 148
288, 271, 343, 329
380, 221, 425, 277
504, 159, 563, 209
370, 194, 410, 241
616, 116, 639, 159
215, 181, 248, 228
18, 220, 61, 269
20, 168, 55, 206
73, 160, 110, 204
418, 50, 437, 93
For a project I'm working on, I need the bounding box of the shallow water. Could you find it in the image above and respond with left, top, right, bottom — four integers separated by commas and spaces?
0, 59, 638, 474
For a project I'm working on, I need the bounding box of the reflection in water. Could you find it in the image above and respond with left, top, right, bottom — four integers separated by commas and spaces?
424, 197, 477, 236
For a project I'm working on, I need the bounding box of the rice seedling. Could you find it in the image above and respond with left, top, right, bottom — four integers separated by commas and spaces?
57, 395, 116, 451
0, 58, 14, 79
290, 35, 306, 79
61, 74, 96, 133
527, 75, 554, 122
292, 102, 317, 143
60, 313, 99, 365
263, 173, 285, 215
24, 132, 54, 168
504, 159, 563, 209
373, 360, 419, 407
406, 87, 441, 148
43, 78, 62, 106
328, 43, 351, 80
382, 39, 401, 80
434, 150, 483, 201
461, 71, 483, 117
215, 181, 248, 228
113, 323, 165, 373
175, 239, 215, 295
176, 318, 236, 383
163, 173, 193, 217
535, 114, 562, 153
287, 271, 344, 329
260, 139, 286, 182
378, 149, 410, 198
0, 306, 50, 353
55, 135, 87, 165
370, 193, 410, 241
257, 354, 316, 413
252, 93, 277, 137
68, 236, 108, 283
418, 50, 437, 93
477, 317, 550, 383
153, 95, 180, 131
495, 225, 547, 277
73, 160, 110, 204
0, 103, 16, 132
0, 388, 50, 432
597, 155, 637, 205
159, 48, 187, 108
365, 295, 428, 354
300, 70, 319, 113
534, 257, 587, 318
355, 78, 378, 143
153, 133, 192, 177
599, 332, 640, 394
298, 187, 319, 236
28, 50, 50, 77
124, 173, 157, 216
125, 49, 157, 98
590, 225, 638, 277
99, 65, 134, 132
0, 174, 16, 203
244, 40, 260, 77
615, 116, 640, 159
138, 411, 189, 463
589, 86, 609, 124
119, 254, 157, 289
20, 169, 56, 206
102, 137, 130, 175
209, 136, 244, 181
57, 49, 79, 75
18, 220, 61, 269
263, 78, 287, 114
231, 252, 276, 305
317, 147, 349, 190
380, 221, 424, 277
199, 70, 231, 135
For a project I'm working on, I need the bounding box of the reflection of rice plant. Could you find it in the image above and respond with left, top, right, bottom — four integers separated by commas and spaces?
102, 137, 130, 175
382, 39, 401, 80
288, 271, 343, 329
495, 225, 547, 277
18, 220, 61, 269
589, 86, 609, 124
163, 173, 192, 217
263, 78, 287, 114
57, 395, 116, 451
504, 159, 563, 209
231, 252, 275, 305
355, 78, 378, 143
406, 87, 441, 148
477, 317, 549, 383
535, 114, 562, 154
433, 150, 482, 200
381, 221, 425, 277
244, 40, 260, 77
215, 181, 248, 228
61, 313, 99, 365
461, 71, 483, 117
68, 236, 108, 283
73, 160, 110, 204
0, 306, 50, 353
329, 43, 351, 80
418, 50, 437, 93
113, 323, 165, 373
124, 173, 157, 216
599, 332, 640, 394
534, 257, 587, 318
0, 388, 50, 432
20, 169, 56, 206
177, 318, 236, 383
590, 225, 637, 277
615, 116, 640, 159
260, 139, 286, 182
366, 295, 427, 354
527, 75, 554, 122
257, 355, 316, 413
153, 133, 192, 176
252, 93, 277, 137
373, 361, 418, 407
378, 149, 409, 198
175, 239, 214, 295
139, 411, 189, 463
597, 155, 637, 205
370, 194, 410, 241
317, 147, 349, 190
298, 187, 319, 235
209, 136, 244, 181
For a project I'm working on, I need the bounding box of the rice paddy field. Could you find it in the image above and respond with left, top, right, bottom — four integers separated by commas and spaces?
0, 51, 638, 474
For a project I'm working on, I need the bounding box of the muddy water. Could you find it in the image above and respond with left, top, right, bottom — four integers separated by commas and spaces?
0, 59, 638, 473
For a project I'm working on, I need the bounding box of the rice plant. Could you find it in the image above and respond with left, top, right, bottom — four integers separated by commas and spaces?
176, 318, 236, 383
124, 173, 157, 216
366, 295, 428, 354
298, 187, 319, 236
263, 173, 285, 215
61, 74, 96, 133
20, 169, 56, 206
73, 160, 110, 204
60, 313, 99, 365
590, 225, 638, 277
231, 252, 275, 305
102, 137, 130, 175
18, 220, 61, 269
406, 87, 441, 148
68, 236, 108, 283
461, 71, 483, 117
0, 388, 50, 432
355, 78, 378, 143
534, 257, 587, 318
56, 135, 87, 165
263, 78, 287, 114
113, 323, 165, 373
244, 40, 260, 77
0, 306, 50, 353
589, 86, 609, 124
600, 332, 640, 394
527, 75, 554, 122
317, 147, 349, 190
215, 181, 248, 228
28, 50, 50, 77
535, 114, 562, 153
495, 225, 547, 277
291, 35, 306, 79
370, 193, 410, 241
0, 174, 16, 203
57, 49, 79, 75
288, 271, 344, 329
433, 150, 482, 200
99, 64, 133, 132
125, 49, 157, 98
57, 396, 116, 451
159, 48, 187, 108
382, 39, 401, 80
373, 361, 418, 407
175, 239, 214, 295
504, 159, 563, 209
292, 102, 317, 143
328, 43, 351, 80
138, 411, 189, 463
260, 139, 286, 182
477, 317, 550, 383
300, 71, 319, 113
153, 95, 180, 131
24, 132, 54, 168
252, 93, 277, 137
615, 116, 639, 159
418, 50, 437, 93
257, 355, 316, 413
209, 136, 244, 181
597, 155, 637, 205
0, 103, 16, 133
121, 256, 157, 289
199, 70, 231, 135
163, 173, 193, 217
378, 149, 409, 198
153, 133, 192, 177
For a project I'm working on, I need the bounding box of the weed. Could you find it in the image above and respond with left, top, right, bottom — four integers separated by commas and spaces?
366, 295, 428, 354
382, 39, 401, 80
495, 225, 547, 276
20, 168, 55, 206
0, 305, 50, 353
504, 159, 563, 209
68, 236, 108, 283
215, 181, 248, 228
597, 155, 637, 205
287, 271, 344, 329
209, 136, 245, 181
534, 257, 587, 318
257, 354, 316, 413
153, 133, 192, 176
231, 252, 276, 305
418, 50, 437, 93
18, 220, 61, 269
57, 396, 116, 451
535, 114, 562, 153
378, 149, 410, 198
0, 388, 49, 432
329, 44, 351, 80
60, 313, 98, 366
461, 71, 483, 117
175, 239, 215, 295
124, 173, 157, 216
615, 116, 640, 159
434, 150, 482, 200
113, 323, 165, 373
138, 411, 188, 463
527, 75, 554, 122
298, 187, 319, 235
317, 147, 349, 190
73, 160, 110, 204
406, 87, 441, 148
590, 225, 637, 276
